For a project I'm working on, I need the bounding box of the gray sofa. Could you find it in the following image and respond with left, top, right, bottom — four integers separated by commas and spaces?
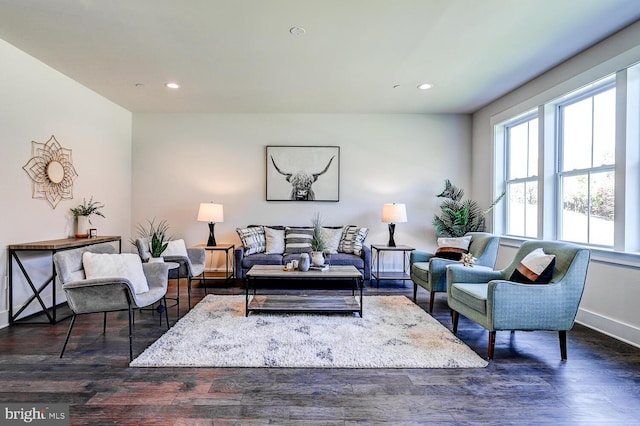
234, 225, 371, 281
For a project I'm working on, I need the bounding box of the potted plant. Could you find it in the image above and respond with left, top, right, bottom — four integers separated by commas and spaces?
70, 196, 105, 238
432, 180, 505, 237
310, 212, 326, 266
131, 218, 171, 262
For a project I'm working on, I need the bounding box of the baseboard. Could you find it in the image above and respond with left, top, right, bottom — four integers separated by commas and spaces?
576, 307, 640, 349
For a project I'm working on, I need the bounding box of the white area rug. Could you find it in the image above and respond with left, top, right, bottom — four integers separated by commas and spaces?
130, 295, 487, 368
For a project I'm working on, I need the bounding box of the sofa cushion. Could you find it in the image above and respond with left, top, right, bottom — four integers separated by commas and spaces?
450, 283, 488, 314
241, 253, 284, 269
338, 226, 368, 256
411, 262, 430, 283
509, 248, 556, 284
321, 226, 345, 254
264, 226, 285, 254
236, 226, 266, 255
434, 236, 472, 261
284, 227, 314, 254
325, 252, 364, 270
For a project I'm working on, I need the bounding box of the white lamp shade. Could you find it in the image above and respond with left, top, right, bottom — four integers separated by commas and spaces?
197, 203, 224, 223
381, 203, 407, 223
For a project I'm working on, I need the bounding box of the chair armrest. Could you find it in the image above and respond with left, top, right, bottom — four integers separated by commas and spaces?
410, 250, 434, 264
187, 247, 206, 266
447, 264, 503, 285
234, 246, 247, 279
142, 262, 171, 288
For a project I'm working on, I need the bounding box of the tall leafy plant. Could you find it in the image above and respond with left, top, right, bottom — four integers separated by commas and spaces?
130, 218, 171, 258
432, 180, 504, 237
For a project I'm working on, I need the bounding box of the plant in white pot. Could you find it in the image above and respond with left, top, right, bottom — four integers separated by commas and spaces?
70, 196, 105, 238
131, 218, 171, 262
310, 212, 326, 266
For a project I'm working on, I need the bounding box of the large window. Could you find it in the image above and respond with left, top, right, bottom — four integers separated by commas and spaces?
558, 85, 615, 246
505, 115, 538, 238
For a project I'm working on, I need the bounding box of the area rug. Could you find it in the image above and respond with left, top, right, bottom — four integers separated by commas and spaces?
130, 295, 488, 368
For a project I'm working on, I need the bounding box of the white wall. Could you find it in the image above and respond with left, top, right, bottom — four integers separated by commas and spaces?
132, 113, 471, 269
0, 39, 132, 328
472, 22, 640, 347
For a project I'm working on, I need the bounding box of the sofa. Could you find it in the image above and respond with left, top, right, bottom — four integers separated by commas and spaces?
234, 225, 371, 281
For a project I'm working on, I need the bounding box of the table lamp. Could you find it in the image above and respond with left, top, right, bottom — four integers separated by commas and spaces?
381, 203, 407, 247
197, 202, 224, 246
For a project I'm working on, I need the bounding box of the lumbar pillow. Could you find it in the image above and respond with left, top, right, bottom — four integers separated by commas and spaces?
161, 239, 188, 257
236, 227, 266, 255
284, 227, 314, 254
509, 247, 556, 284
338, 226, 369, 256
434, 236, 472, 261
82, 252, 149, 294
321, 226, 344, 254
264, 226, 285, 254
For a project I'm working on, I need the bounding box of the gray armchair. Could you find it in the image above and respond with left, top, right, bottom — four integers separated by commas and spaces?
53, 242, 171, 361
135, 238, 206, 314
446, 240, 590, 360
410, 232, 500, 312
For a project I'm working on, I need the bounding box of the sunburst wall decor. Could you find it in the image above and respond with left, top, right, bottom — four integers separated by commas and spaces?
22, 135, 78, 209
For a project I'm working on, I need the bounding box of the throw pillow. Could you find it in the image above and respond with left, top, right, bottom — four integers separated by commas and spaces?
434, 236, 472, 261
338, 226, 369, 256
82, 252, 149, 294
509, 247, 556, 284
321, 226, 344, 254
161, 239, 188, 257
236, 226, 266, 255
264, 226, 285, 254
284, 227, 314, 254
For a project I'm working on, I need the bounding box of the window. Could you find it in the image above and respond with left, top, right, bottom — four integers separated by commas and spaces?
505, 115, 538, 238
558, 85, 615, 246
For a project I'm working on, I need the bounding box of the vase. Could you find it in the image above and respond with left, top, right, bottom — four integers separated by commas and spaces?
75, 216, 90, 238
298, 253, 310, 272
148, 257, 164, 263
311, 251, 325, 266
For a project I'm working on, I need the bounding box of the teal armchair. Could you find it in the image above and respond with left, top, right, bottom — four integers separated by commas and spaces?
446, 240, 590, 360
410, 232, 500, 312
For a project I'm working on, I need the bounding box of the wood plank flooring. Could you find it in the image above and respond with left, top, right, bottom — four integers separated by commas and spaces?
1, 279, 639, 425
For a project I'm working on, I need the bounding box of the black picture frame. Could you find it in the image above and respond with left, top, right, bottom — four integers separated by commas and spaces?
89, 228, 97, 238
266, 145, 340, 202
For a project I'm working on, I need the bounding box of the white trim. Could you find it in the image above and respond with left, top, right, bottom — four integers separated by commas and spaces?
576, 308, 640, 349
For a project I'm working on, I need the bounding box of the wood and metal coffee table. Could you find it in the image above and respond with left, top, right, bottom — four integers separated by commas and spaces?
245, 265, 364, 317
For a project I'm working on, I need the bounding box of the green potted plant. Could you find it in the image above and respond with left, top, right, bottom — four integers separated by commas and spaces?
310, 212, 326, 266
131, 218, 171, 262
432, 180, 504, 237
70, 196, 105, 238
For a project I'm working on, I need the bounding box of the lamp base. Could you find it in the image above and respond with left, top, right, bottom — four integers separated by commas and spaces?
207, 222, 217, 246
387, 223, 396, 247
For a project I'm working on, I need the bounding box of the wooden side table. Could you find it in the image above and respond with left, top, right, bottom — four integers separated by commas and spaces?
192, 243, 235, 284
370, 244, 415, 287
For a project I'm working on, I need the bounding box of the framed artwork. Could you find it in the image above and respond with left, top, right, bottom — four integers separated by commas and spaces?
89, 228, 98, 238
266, 145, 340, 201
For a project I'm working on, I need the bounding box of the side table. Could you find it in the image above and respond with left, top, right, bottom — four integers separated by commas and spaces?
370, 244, 415, 287
192, 243, 235, 285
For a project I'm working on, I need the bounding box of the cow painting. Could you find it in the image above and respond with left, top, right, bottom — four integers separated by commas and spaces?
270, 155, 335, 201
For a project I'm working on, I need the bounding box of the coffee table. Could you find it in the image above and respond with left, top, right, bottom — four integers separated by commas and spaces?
245, 265, 363, 317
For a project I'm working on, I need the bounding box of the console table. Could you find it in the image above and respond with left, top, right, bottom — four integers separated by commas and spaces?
8, 236, 122, 325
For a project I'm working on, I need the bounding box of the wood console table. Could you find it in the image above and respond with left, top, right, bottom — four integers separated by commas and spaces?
8, 236, 121, 325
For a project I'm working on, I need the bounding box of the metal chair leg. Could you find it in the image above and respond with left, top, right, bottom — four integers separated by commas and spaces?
60, 315, 77, 358
163, 297, 170, 330
128, 305, 134, 361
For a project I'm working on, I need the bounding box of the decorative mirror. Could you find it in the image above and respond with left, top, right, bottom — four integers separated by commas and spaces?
23, 135, 78, 209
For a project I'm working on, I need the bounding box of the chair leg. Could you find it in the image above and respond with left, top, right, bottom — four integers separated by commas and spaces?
103, 312, 107, 334
413, 283, 417, 302
60, 314, 77, 358
428, 291, 435, 313
488, 331, 496, 360
128, 305, 134, 362
559, 330, 568, 360
187, 277, 192, 310
163, 297, 170, 330
452, 310, 459, 333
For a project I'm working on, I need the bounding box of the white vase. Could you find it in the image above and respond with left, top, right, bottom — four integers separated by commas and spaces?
311, 251, 325, 266
148, 257, 164, 263
75, 216, 90, 238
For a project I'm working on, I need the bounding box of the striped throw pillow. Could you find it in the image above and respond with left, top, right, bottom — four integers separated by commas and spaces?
236, 226, 266, 255
284, 227, 314, 254
338, 226, 368, 256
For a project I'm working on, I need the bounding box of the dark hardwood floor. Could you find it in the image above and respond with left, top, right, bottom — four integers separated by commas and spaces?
1, 278, 639, 425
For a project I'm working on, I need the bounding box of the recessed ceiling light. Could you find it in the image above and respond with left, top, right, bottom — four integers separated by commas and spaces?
289, 26, 306, 36
417, 83, 433, 90
165, 82, 180, 89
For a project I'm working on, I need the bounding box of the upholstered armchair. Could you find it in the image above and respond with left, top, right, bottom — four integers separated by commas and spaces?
135, 238, 206, 313
53, 242, 171, 361
410, 232, 500, 312
446, 240, 590, 360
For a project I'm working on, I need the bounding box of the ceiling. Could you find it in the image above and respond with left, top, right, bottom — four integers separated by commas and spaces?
1, 0, 639, 114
